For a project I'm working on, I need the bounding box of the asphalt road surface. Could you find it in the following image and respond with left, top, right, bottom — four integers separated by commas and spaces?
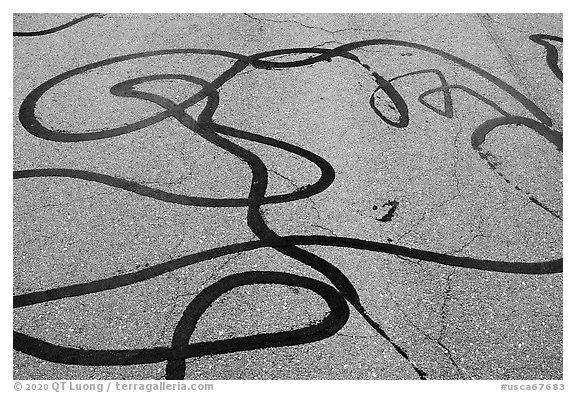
13, 13, 563, 380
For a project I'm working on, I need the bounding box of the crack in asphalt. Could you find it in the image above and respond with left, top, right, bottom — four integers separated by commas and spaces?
269, 168, 296, 185
478, 147, 563, 221
243, 13, 442, 45
244, 13, 383, 36
438, 268, 455, 340
336, 332, 372, 339
19, 189, 117, 215
435, 267, 466, 378
268, 168, 338, 236
235, 39, 341, 77
477, 14, 532, 93
432, 226, 493, 379
475, 13, 562, 131
154, 251, 247, 352
479, 14, 537, 37
310, 223, 337, 236
376, 277, 465, 378
136, 172, 197, 187
449, 63, 467, 199
306, 199, 338, 236
325, 14, 443, 55
164, 232, 187, 261
379, 130, 491, 378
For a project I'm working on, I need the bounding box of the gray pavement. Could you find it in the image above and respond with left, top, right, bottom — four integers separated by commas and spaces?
13, 13, 562, 380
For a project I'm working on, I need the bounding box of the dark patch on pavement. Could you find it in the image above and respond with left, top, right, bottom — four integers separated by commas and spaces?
374, 200, 400, 222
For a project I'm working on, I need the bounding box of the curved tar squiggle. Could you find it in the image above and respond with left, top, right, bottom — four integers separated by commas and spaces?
530, 34, 563, 82
13, 13, 103, 37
